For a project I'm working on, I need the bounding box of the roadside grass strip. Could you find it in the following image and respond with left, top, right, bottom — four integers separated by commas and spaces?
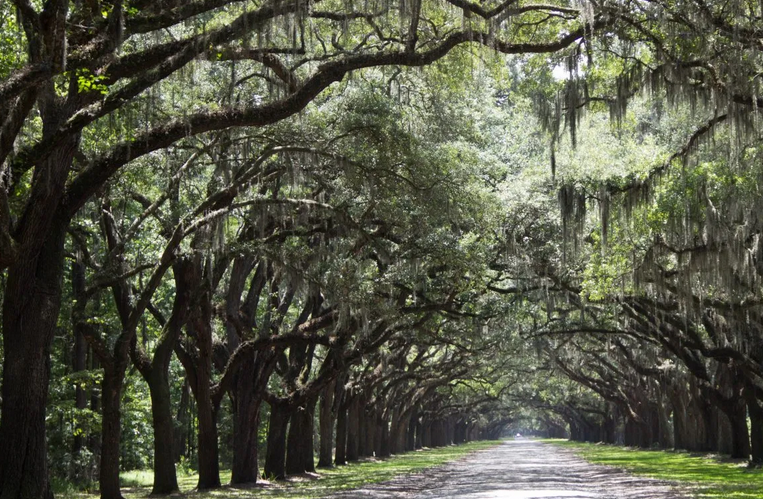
66, 441, 499, 499
544, 439, 763, 499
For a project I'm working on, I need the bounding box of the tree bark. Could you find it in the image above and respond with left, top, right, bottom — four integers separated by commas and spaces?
133, 258, 196, 495
346, 395, 360, 462
196, 388, 221, 489
286, 397, 317, 474
99, 365, 127, 499
72, 259, 89, 458
335, 396, 348, 465
317, 380, 336, 467
363, 406, 377, 456
174, 378, 191, 462
722, 398, 750, 459
747, 391, 763, 464
146, 369, 179, 494
264, 400, 291, 479
0, 221, 68, 499
378, 416, 391, 457
231, 355, 270, 484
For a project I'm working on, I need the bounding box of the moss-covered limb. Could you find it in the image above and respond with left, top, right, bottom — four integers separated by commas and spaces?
544, 439, 763, 499
61, 441, 500, 499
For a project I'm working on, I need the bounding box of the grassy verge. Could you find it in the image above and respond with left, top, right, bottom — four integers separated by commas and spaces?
65, 441, 500, 499
543, 439, 763, 499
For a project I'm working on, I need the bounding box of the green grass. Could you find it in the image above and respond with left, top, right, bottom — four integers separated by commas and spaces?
65, 441, 500, 499
543, 439, 763, 499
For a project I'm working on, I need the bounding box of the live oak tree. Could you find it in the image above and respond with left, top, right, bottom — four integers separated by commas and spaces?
4, 0, 763, 497
0, 1, 611, 497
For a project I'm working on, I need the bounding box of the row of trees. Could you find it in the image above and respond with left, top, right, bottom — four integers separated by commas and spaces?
497, 0, 763, 465
2, 0, 548, 496
2, 0, 763, 498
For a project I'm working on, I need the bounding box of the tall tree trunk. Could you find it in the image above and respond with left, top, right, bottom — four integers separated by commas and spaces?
72, 259, 89, 457
358, 400, 368, 458
669, 385, 688, 450
378, 416, 391, 457
174, 379, 191, 462
182, 280, 222, 490
99, 366, 126, 499
405, 408, 417, 451
71, 255, 89, 483
700, 399, 720, 452
286, 397, 317, 474
414, 417, 423, 449
0, 220, 68, 499
134, 258, 196, 495
722, 398, 750, 459
421, 420, 432, 448
317, 380, 336, 467
364, 407, 377, 456
147, 369, 179, 494
264, 400, 290, 479
89, 353, 103, 457
346, 396, 360, 462
231, 356, 267, 484
747, 392, 763, 464
335, 398, 348, 465
196, 392, 221, 489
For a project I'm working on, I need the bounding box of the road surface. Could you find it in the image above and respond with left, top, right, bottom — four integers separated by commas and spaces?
334, 440, 688, 499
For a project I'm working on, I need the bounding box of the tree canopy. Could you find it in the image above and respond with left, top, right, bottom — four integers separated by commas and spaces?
1, 0, 763, 498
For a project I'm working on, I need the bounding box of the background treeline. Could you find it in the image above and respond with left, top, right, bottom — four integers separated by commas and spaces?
2, 1, 763, 498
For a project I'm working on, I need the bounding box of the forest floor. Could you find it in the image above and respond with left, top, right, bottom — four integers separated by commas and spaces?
547, 439, 763, 499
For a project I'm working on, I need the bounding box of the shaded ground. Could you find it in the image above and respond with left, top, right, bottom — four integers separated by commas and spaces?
334, 439, 689, 499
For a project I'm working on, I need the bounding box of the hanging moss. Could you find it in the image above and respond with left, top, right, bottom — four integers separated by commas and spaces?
558, 183, 587, 262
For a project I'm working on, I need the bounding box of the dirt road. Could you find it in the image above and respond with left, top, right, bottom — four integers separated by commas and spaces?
333, 439, 688, 498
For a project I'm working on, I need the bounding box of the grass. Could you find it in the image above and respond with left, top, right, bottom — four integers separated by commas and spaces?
543, 439, 763, 499
65, 441, 500, 499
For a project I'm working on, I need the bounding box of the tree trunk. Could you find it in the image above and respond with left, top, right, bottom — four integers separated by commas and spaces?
378, 416, 391, 457
0, 222, 68, 499
147, 370, 179, 494
389, 407, 402, 454
364, 407, 377, 456
264, 400, 290, 479
346, 396, 360, 462
72, 260, 88, 454
421, 420, 432, 448
196, 394, 221, 489
721, 398, 750, 459
184, 288, 222, 490
701, 400, 719, 452
99, 366, 126, 499
174, 379, 191, 462
317, 380, 336, 467
747, 393, 763, 464
406, 410, 418, 451
358, 402, 368, 458
390, 407, 409, 454
231, 357, 265, 484
414, 417, 423, 449
286, 398, 317, 474
335, 399, 348, 465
